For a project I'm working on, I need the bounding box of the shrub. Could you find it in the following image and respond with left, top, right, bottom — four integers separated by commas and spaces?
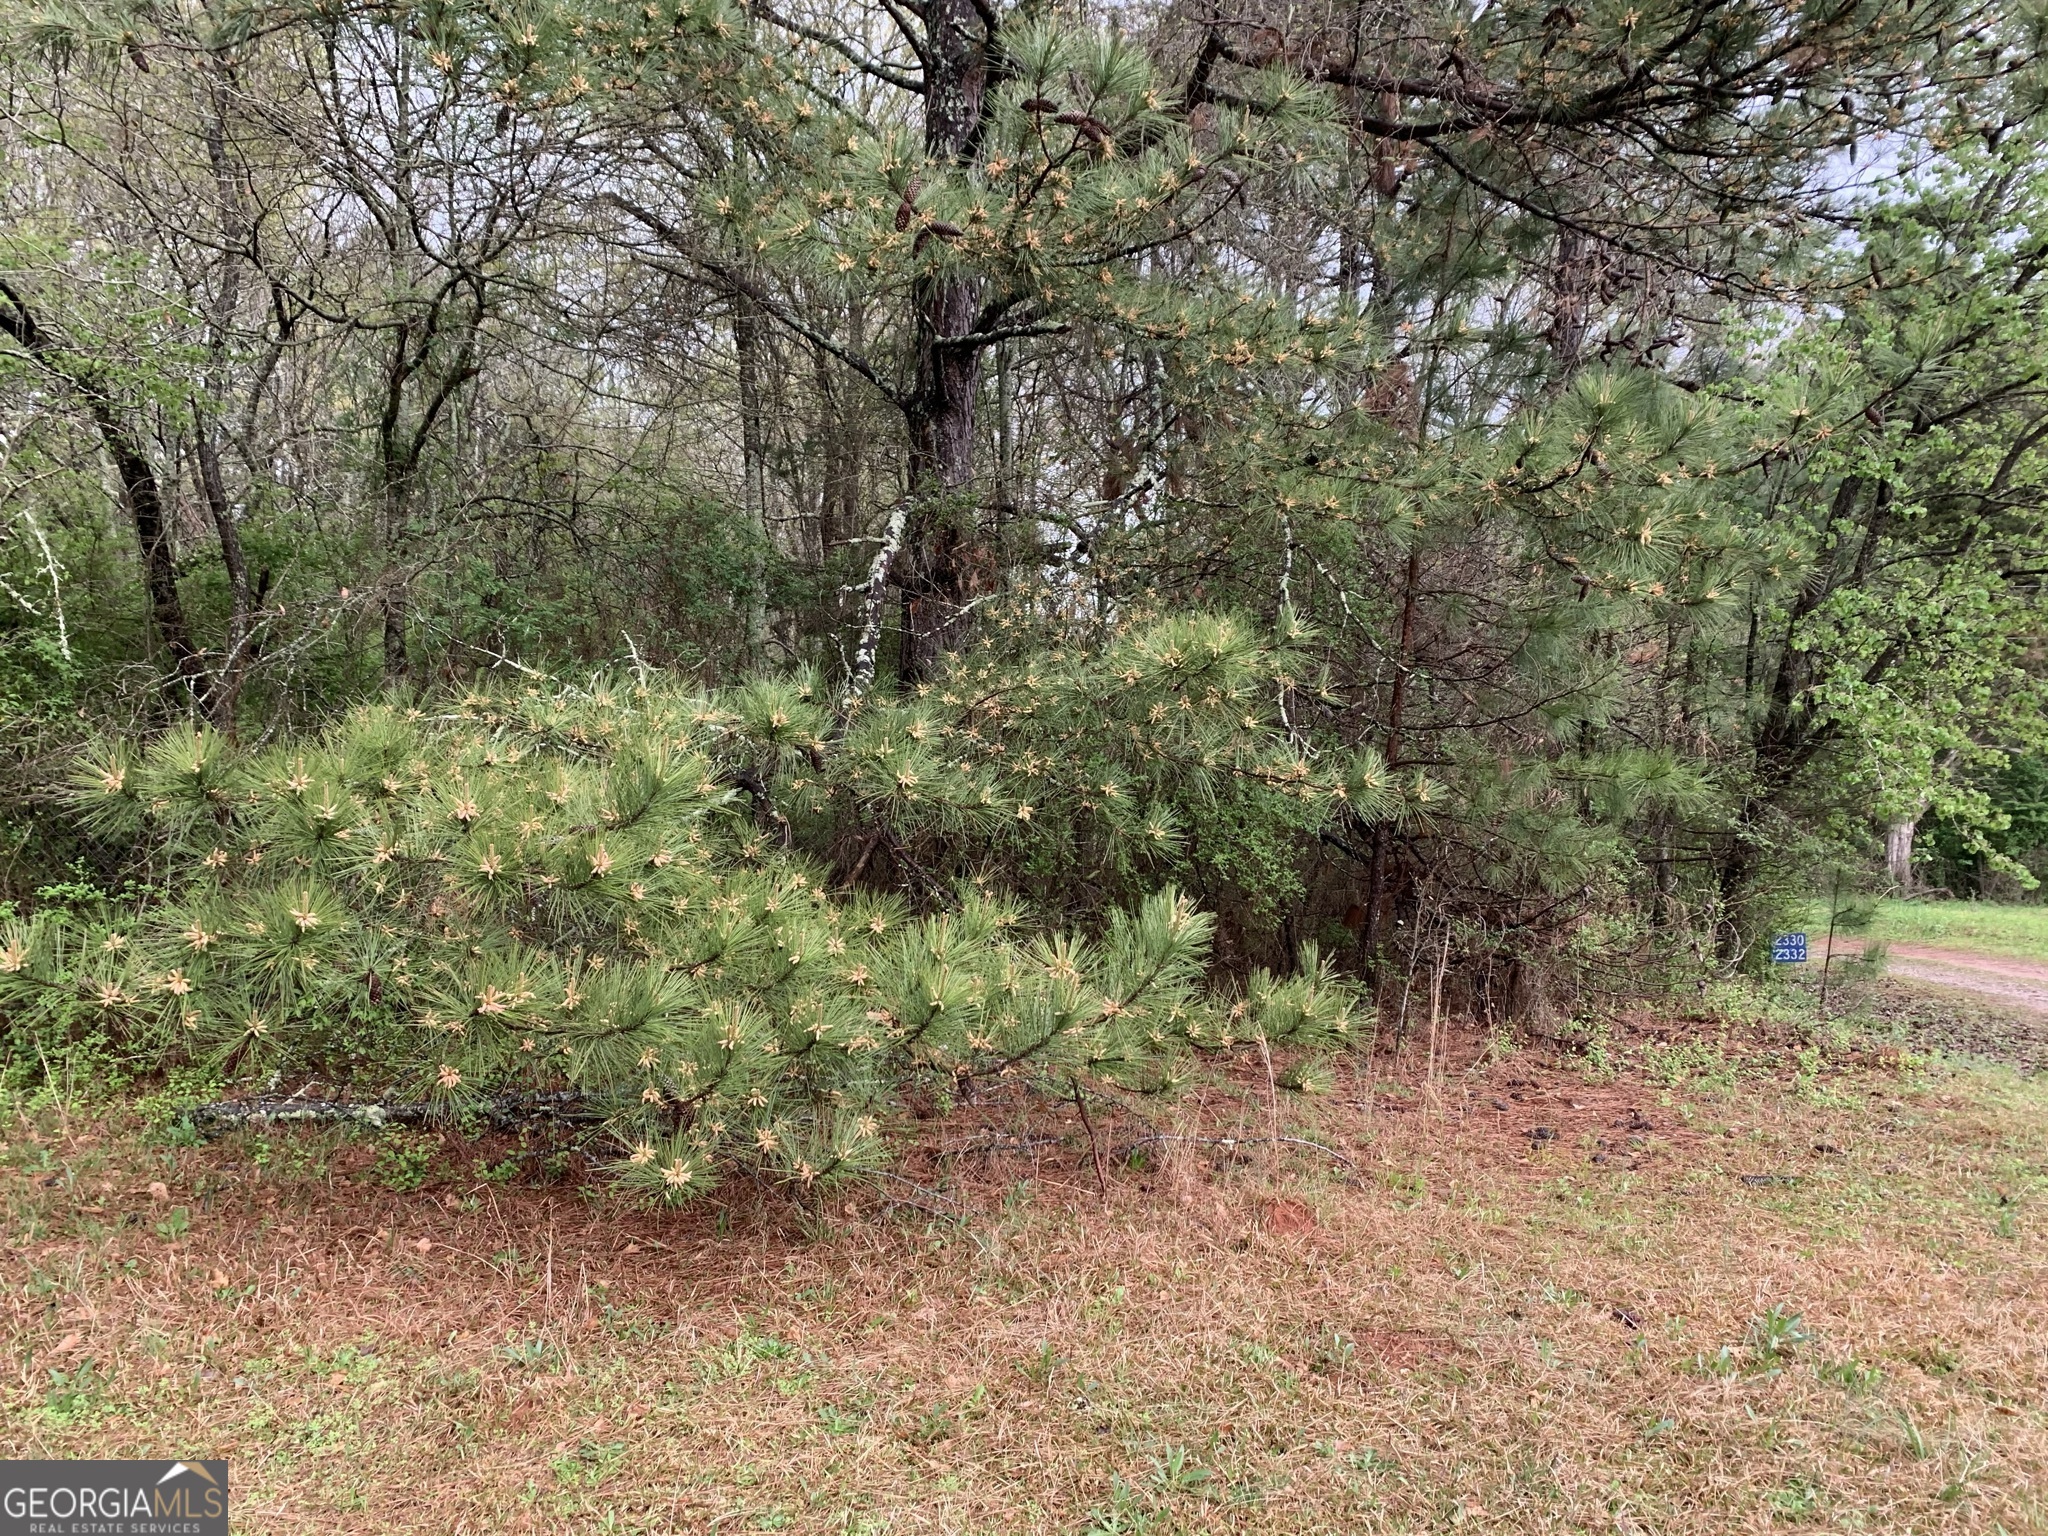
0, 627, 1367, 1200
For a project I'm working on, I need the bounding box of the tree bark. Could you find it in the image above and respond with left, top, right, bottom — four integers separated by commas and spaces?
0, 278, 205, 701
1362, 548, 1422, 953
896, 0, 990, 686
994, 340, 1016, 528
734, 290, 773, 660
814, 324, 861, 559
1885, 814, 1918, 894
379, 487, 412, 682
196, 50, 256, 728
192, 426, 253, 724
91, 397, 203, 696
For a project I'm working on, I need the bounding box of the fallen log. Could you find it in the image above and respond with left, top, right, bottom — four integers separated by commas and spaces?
182, 1090, 599, 1137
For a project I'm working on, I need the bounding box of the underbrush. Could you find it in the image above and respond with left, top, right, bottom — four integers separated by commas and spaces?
1, 662, 1376, 1205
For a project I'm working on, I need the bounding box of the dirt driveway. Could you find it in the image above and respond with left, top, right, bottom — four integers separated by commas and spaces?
1822, 939, 2048, 1070
1858, 942, 2048, 1016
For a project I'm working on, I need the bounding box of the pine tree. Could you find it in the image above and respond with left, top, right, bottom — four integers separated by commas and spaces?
0, 614, 1369, 1197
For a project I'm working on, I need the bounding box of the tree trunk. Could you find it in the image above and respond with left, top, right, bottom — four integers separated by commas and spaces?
897, 275, 981, 685
1362, 548, 1422, 954
895, 0, 989, 687
1651, 811, 1678, 925
994, 341, 1016, 528
734, 291, 773, 661
0, 278, 204, 701
92, 397, 204, 698
1885, 815, 1918, 894
380, 482, 411, 683
814, 331, 860, 560
192, 426, 252, 725
376, 321, 415, 685
1544, 226, 1594, 387
196, 52, 256, 729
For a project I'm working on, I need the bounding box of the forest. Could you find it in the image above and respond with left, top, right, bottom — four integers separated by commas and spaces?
0, 0, 2046, 1170
7, 2, 2048, 1530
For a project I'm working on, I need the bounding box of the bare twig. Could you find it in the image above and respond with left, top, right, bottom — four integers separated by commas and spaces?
1073, 1082, 1109, 1199
870, 1168, 962, 1217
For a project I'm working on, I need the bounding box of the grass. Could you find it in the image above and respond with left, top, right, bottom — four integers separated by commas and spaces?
1869, 899, 2048, 962
2, 1010, 2046, 1534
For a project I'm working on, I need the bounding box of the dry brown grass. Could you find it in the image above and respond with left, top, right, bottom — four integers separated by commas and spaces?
3, 1011, 2046, 1534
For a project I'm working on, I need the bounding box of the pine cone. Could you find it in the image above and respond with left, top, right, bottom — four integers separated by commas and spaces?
893, 177, 922, 231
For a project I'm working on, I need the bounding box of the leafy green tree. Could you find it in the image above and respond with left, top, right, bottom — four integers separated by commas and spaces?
1708, 141, 2048, 936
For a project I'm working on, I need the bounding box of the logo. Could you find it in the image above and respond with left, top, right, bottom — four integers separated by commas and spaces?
1, 1460, 227, 1536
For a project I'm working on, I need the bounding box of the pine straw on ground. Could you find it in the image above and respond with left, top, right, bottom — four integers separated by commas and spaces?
3, 1015, 2046, 1535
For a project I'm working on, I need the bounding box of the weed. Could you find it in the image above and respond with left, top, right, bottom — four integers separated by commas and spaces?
598, 1302, 662, 1343
1793, 1044, 1825, 1098
472, 1153, 525, 1185
1381, 1169, 1427, 1207
41, 1359, 109, 1425
1572, 1018, 1620, 1081
24, 1261, 72, 1300
1307, 1327, 1357, 1375
1939, 1452, 1982, 1504
1817, 1355, 1882, 1392
500, 1337, 560, 1371
1021, 1341, 1061, 1386
371, 1129, 439, 1192
1082, 1474, 1156, 1536
551, 1440, 626, 1489
152, 1116, 205, 1149
1691, 1344, 1741, 1378
152, 1205, 191, 1241
1746, 1305, 1812, 1371
816, 1403, 863, 1435
1149, 1444, 1210, 1495
703, 1328, 794, 1381
1765, 1475, 1822, 1519
1234, 1339, 1284, 1371
1906, 1341, 1962, 1376
426, 1363, 481, 1398
1642, 1037, 1737, 1090
304, 1343, 380, 1383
